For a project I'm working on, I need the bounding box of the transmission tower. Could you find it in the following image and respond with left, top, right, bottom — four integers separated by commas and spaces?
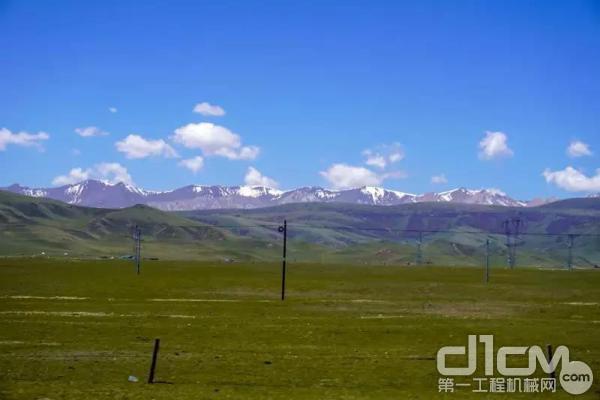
132, 225, 142, 275
415, 231, 423, 266
567, 234, 576, 271
511, 217, 521, 268
503, 219, 512, 268
502, 217, 523, 269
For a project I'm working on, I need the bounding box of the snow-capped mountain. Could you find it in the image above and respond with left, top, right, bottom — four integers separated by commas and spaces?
416, 188, 526, 207
277, 186, 417, 206
1, 180, 556, 210
1, 180, 153, 209
144, 185, 284, 211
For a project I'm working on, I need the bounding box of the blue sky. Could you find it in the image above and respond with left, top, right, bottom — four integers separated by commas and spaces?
0, 0, 599, 199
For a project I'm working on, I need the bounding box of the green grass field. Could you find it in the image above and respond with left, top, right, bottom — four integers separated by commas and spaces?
1, 259, 599, 399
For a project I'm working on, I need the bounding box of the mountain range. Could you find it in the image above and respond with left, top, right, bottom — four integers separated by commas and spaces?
1, 179, 576, 210
1, 189, 599, 267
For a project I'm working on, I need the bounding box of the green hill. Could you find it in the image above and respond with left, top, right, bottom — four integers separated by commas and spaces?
0, 191, 239, 259
182, 201, 600, 267
1, 190, 599, 267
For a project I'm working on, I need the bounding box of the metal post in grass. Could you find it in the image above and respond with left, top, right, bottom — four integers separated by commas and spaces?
278, 220, 287, 301
148, 338, 160, 384
546, 344, 556, 379
485, 238, 490, 284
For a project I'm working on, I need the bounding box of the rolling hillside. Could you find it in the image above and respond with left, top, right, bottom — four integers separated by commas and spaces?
1, 190, 599, 267
0, 191, 242, 259
182, 200, 600, 267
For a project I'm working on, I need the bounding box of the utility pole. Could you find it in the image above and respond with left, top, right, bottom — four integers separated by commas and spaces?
278, 220, 287, 301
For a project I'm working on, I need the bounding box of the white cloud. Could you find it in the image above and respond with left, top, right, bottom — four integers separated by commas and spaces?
173, 123, 237, 153
567, 140, 592, 158
238, 145, 261, 160
431, 174, 448, 184
193, 102, 225, 117
172, 122, 259, 160
365, 154, 386, 169
75, 126, 109, 137
0, 128, 49, 151
322, 144, 406, 189
116, 134, 178, 159
244, 167, 278, 188
95, 163, 133, 185
543, 166, 600, 192
362, 143, 405, 169
214, 145, 260, 160
52, 168, 90, 186
389, 152, 403, 163
52, 162, 133, 186
320, 164, 386, 189
478, 131, 513, 160
109, 107, 118, 113
178, 156, 204, 173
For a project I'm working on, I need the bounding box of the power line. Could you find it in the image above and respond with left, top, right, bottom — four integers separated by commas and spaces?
194, 223, 600, 238
1, 222, 599, 238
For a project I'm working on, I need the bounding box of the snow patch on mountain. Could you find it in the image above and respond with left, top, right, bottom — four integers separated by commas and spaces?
361, 186, 385, 202
65, 182, 86, 203
238, 186, 283, 198
22, 188, 48, 198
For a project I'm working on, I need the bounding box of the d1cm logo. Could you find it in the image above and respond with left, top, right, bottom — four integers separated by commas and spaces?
437, 335, 593, 395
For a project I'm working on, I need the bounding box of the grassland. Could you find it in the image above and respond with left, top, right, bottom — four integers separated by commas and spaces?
1, 259, 599, 399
